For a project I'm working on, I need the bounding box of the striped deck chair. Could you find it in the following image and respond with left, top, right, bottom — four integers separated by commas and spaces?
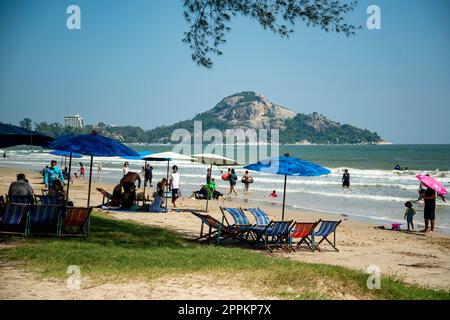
252, 220, 293, 252
191, 212, 243, 243
314, 220, 342, 252
7, 195, 34, 204
289, 222, 319, 252
26, 204, 61, 237
0, 203, 30, 235
220, 207, 253, 240
242, 208, 270, 227
34, 195, 60, 205
60, 207, 93, 239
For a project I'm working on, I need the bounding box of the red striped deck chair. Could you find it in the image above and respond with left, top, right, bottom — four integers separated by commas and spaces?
26, 204, 61, 237
60, 207, 93, 239
289, 222, 319, 252
0, 203, 30, 235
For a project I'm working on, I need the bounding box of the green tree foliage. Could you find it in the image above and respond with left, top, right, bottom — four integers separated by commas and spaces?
19, 118, 33, 130
183, 0, 359, 68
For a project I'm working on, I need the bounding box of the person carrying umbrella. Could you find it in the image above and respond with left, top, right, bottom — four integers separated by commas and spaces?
416, 174, 447, 234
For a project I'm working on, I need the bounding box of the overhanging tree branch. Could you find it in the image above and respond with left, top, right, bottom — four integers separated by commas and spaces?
182, 0, 359, 68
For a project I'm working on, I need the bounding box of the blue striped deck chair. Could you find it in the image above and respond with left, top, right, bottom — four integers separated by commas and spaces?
26, 204, 61, 237
7, 195, 34, 204
220, 207, 253, 240
251, 220, 293, 252
242, 208, 270, 227
34, 195, 60, 205
0, 203, 30, 235
314, 219, 342, 252
220, 207, 254, 241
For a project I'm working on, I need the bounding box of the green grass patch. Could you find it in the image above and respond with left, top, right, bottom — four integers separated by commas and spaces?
1, 212, 449, 300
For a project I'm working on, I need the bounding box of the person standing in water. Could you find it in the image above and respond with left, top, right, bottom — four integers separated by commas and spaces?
144, 164, 154, 187
342, 169, 351, 188
241, 170, 253, 192
228, 169, 238, 195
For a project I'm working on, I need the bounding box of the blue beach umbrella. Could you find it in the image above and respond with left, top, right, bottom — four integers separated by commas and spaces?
122, 151, 154, 161
0, 122, 54, 148
47, 131, 139, 206
50, 150, 83, 170
50, 150, 83, 158
244, 154, 331, 220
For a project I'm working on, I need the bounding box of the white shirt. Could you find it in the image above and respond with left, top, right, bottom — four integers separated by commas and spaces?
170, 172, 180, 189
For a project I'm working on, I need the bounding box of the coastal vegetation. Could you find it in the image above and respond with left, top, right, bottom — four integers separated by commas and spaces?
1, 212, 448, 300
20, 92, 382, 145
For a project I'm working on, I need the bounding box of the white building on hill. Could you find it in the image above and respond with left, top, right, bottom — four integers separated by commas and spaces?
64, 114, 84, 128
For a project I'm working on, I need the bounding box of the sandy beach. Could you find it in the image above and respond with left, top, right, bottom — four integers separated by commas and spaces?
1, 165, 449, 299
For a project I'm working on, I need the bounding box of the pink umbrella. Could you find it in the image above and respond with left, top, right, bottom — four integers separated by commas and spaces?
416, 174, 447, 196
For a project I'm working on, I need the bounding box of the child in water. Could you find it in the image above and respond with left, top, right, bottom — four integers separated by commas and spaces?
404, 201, 416, 231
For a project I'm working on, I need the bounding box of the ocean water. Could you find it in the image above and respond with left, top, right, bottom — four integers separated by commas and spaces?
1, 144, 449, 232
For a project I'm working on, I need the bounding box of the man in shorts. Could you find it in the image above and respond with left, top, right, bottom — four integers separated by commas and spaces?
169, 165, 181, 208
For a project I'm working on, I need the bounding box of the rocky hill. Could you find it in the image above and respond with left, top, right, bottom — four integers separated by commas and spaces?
32, 91, 382, 144
145, 91, 382, 144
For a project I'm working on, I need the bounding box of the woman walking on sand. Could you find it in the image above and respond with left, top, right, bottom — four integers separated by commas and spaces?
228, 168, 238, 195
79, 162, 85, 180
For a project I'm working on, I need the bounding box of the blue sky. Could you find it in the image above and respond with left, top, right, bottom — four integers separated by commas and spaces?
0, 0, 449, 144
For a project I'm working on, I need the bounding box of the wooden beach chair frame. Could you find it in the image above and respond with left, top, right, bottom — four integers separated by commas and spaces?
96, 188, 113, 206
191, 211, 245, 243
313, 219, 342, 252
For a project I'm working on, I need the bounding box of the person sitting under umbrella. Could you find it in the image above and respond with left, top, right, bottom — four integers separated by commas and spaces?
8, 173, 34, 198
120, 172, 141, 209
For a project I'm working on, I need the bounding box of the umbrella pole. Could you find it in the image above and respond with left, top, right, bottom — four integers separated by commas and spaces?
87, 155, 93, 207
282, 175, 287, 220
205, 163, 212, 212
66, 153, 73, 204
143, 160, 147, 205
165, 160, 169, 213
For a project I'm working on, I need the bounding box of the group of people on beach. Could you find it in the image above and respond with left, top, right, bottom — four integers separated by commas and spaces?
4, 160, 70, 206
